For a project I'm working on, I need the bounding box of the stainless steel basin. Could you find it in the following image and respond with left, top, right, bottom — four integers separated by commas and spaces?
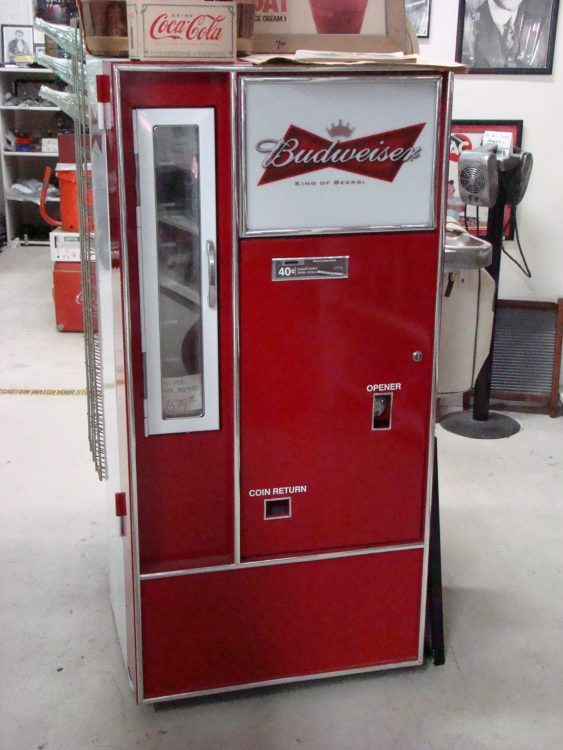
444, 229, 492, 272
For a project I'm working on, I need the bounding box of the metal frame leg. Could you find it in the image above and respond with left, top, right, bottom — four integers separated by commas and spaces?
425, 437, 445, 665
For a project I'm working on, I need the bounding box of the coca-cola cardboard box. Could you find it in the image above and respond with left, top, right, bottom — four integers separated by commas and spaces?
127, 0, 237, 60
253, 0, 408, 54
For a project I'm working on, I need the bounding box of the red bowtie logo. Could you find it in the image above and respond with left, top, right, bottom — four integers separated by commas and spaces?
257, 123, 426, 186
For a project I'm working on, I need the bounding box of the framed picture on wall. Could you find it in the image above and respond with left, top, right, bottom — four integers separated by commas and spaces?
252, 0, 410, 54
1, 25, 34, 64
456, 0, 560, 74
448, 120, 523, 238
406, 0, 431, 38
35, 0, 78, 24
33, 29, 46, 54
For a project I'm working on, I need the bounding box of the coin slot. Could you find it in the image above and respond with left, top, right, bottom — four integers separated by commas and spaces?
372, 393, 392, 430
264, 497, 291, 520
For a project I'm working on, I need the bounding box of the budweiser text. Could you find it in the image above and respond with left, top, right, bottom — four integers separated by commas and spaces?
255, 123, 426, 185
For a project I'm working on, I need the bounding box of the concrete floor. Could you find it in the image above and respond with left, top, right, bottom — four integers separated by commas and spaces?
1, 245, 562, 750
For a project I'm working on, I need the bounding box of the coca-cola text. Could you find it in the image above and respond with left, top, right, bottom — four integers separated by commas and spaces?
149, 13, 226, 42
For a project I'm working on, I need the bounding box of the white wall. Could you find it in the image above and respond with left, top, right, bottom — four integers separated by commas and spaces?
421, 0, 563, 307
4, 0, 561, 379
4, 0, 560, 304
0, 1, 33, 27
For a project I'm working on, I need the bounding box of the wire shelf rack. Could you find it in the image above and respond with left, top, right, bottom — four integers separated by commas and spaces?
72, 19, 107, 480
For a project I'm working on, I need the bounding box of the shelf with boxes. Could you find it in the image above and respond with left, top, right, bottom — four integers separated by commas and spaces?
0, 65, 73, 246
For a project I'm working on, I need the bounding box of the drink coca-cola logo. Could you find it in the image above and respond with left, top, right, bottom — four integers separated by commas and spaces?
449, 132, 472, 163
256, 122, 426, 185
149, 13, 227, 42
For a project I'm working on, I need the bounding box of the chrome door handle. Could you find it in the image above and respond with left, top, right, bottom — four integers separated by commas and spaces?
207, 240, 217, 309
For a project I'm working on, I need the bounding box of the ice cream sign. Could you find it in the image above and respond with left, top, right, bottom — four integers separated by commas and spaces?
254, 0, 386, 36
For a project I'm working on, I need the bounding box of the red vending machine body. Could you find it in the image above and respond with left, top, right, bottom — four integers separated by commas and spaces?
103, 63, 452, 703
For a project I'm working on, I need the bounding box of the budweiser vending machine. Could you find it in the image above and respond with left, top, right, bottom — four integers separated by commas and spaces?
95, 61, 453, 703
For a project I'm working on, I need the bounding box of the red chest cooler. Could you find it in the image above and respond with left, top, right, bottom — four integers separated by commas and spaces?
52, 261, 84, 332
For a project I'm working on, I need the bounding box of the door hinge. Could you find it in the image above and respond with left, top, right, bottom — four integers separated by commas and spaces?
95, 74, 111, 131
141, 351, 148, 401
96, 74, 110, 104
115, 492, 127, 517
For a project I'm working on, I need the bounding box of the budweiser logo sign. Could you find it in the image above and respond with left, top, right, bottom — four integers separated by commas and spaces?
256, 123, 426, 185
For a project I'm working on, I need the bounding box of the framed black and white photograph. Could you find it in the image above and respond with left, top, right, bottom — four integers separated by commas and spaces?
2, 25, 34, 64
456, 0, 560, 74
406, 0, 432, 38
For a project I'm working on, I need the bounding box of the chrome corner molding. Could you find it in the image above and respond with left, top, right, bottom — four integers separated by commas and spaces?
230, 71, 242, 566
113, 65, 145, 703
112, 62, 449, 76
416, 70, 454, 663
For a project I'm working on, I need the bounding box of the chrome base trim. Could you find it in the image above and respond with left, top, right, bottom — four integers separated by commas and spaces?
142, 658, 423, 704
140, 542, 424, 580
114, 63, 455, 76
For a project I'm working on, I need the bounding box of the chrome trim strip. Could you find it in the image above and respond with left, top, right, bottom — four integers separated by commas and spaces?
231, 72, 241, 565
139, 542, 425, 580
429, 76, 443, 232
238, 77, 248, 246
114, 66, 144, 703
241, 223, 435, 239
142, 658, 422, 704
113, 63, 451, 75
238, 74, 442, 238
416, 71, 453, 663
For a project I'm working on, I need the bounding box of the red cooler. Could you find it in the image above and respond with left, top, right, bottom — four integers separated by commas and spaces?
52, 261, 84, 332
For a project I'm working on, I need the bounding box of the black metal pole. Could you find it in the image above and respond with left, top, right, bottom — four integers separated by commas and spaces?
440, 162, 521, 439
472, 184, 506, 422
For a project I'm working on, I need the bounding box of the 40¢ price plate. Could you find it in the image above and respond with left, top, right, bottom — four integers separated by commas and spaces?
272, 256, 349, 282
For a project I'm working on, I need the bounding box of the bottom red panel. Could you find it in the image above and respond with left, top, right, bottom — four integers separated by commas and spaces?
141, 549, 423, 700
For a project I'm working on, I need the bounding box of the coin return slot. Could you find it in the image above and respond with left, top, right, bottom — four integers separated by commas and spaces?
264, 497, 291, 520
372, 393, 392, 430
